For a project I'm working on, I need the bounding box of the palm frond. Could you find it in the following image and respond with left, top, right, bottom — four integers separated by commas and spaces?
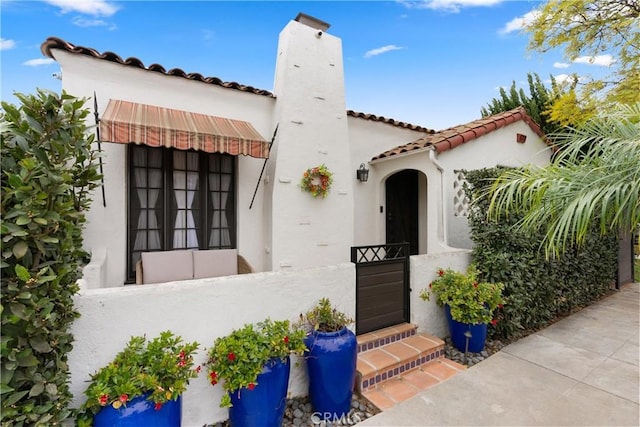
488, 102, 640, 258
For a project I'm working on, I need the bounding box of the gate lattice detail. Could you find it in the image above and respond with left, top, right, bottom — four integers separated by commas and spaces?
351, 243, 410, 335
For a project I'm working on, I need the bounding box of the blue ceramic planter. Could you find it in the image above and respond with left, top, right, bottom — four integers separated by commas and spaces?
93, 393, 182, 427
445, 305, 487, 353
304, 328, 357, 420
228, 356, 290, 427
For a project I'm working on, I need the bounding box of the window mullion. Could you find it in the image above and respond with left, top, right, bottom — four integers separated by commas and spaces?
164, 148, 173, 250
199, 152, 208, 250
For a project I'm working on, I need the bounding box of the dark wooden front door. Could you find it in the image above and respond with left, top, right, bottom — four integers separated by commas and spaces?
352, 244, 410, 335
385, 170, 419, 255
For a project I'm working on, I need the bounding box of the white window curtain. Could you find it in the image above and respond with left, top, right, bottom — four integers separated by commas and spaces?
173, 151, 199, 248
133, 149, 161, 252
209, 173, 232, 246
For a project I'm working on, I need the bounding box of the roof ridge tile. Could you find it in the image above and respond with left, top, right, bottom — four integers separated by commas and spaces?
371, 107, 547, 160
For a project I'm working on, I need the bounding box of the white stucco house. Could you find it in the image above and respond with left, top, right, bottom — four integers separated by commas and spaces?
41, 13, 551, 424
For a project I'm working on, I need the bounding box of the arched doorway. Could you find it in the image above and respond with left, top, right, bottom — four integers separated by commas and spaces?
385, 169, 419, 255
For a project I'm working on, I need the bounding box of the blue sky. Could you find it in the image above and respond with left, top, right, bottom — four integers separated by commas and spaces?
1, 0, 614, 130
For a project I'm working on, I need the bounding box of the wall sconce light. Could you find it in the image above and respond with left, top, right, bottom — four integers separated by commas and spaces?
356, 163, 369, 182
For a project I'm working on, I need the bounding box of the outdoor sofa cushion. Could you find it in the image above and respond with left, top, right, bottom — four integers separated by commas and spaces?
136, 249, 253, 284
193, 249, 238, 279
141, 249, 193, 284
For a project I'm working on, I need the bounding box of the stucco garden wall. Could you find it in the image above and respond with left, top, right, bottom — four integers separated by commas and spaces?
70, 264, 355, 425
70, 249, 470, 425
409, 249, 472, 338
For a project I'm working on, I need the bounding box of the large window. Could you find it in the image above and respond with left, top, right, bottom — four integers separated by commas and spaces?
128, 145, 235, 280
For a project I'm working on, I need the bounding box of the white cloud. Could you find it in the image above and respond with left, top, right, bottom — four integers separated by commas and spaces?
553, 62, 570, 69
44, 0, 119, 17
550, 74, 587, 85
364, 45, 405, 59
23, 58, 56, 67
552, 74, 573, 84
573, 55, 616, 67
1, 38, 16, 50
399, 0, 503, 13
71, 16, 107, 27
499, 10, 540, 34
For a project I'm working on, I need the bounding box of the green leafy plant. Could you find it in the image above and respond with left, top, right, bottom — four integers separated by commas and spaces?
76, 331, 199, 426
463, 166, 617, 339
420, 265, 505, 325
300, 297, 354, 333
1, 89, 102, 426
206, 318, 307, 408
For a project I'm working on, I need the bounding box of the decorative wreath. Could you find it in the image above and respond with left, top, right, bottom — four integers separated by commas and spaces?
300, 164, 334, 198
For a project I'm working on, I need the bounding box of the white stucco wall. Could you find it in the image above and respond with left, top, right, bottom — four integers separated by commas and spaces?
436, 122, 552, 249
347, 118, 432, 248
409, 250, 472, 338
368, 152, 455, 255
43, 15, 550, 426
70, 249, 472, 425
50, 16, 549, 288
268, 19, 354, 271
52, 50, 275, 286
69, 264, 356, 425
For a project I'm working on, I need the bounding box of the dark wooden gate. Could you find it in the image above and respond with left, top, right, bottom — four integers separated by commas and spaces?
617, 231, 634, 288
351, 243, 410, 335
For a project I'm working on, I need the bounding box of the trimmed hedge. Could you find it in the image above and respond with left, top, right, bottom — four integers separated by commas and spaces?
1, 90, 101, 425
463, 167, 617, 339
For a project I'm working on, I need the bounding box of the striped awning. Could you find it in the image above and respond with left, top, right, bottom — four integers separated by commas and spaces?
99, 99, 270, 158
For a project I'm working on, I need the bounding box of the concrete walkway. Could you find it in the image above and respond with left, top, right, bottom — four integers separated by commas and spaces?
360, 283, 639, 426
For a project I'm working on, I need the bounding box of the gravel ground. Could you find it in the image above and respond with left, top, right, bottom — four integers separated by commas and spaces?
443, 337, 507, 367
281, 394, 381, 427
209, 338, 508, 426
208, 393, 381, 427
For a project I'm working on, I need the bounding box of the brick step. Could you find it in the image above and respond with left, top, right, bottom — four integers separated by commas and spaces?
356, 324, 466, 410
356, 323, 418, 354
361, 358, 467, 410
356, 329, 446, 392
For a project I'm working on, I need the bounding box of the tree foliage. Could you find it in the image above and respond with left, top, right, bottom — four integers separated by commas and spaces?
464, 167, 617, 340
481, 72, 566, 135
1, 90, 102, 426
488, 102, 640, 258
526, 0, 640, 122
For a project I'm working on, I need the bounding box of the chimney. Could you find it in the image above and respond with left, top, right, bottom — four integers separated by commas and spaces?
265, 14, 354, 271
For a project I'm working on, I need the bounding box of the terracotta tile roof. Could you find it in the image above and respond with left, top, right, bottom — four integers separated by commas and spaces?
41, 37, 275, 97
371, 107, 545, 161
40, 37, 435, 134
347, 110, 435, 133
